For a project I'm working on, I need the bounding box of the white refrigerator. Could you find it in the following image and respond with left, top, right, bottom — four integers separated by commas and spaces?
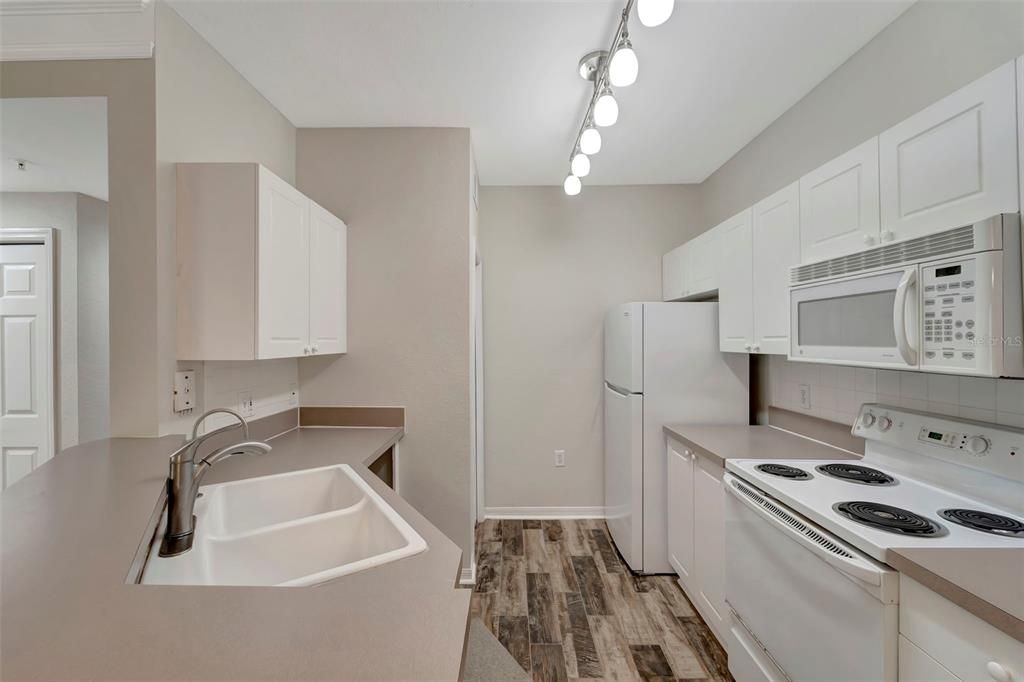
604, 302, 748, 574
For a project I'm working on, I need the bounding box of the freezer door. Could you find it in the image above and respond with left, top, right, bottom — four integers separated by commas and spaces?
604, 303, 644, 393
604, 383, 644, 571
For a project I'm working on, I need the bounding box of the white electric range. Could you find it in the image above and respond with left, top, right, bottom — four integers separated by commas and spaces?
722, 404, 1024, 682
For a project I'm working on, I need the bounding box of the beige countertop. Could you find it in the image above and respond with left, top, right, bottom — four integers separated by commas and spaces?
1, 427, 471, 681
887, 547, 1024, 643
662, 423, 861, 466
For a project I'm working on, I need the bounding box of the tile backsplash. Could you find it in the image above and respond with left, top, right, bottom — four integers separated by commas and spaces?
769, 355, 1024, 428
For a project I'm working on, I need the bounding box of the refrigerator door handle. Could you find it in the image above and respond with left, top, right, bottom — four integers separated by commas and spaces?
605, 382, 633, 397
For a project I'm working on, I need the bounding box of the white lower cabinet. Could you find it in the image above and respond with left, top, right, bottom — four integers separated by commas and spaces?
899, 636, 959, 682
666, 437, 727, 646
899, 575, 1024, 682
666, 440, 695, 589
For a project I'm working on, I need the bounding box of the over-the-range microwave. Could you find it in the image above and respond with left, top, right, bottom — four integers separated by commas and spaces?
789, 214, 1023, 377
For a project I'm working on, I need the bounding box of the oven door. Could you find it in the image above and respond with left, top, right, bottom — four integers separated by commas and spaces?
790, 265, 919, 369
724, 474, 898, 682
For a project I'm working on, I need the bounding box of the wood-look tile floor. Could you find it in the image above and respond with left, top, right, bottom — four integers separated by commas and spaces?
470, 519, 732, 682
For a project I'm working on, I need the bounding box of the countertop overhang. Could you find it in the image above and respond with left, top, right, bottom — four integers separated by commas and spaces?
1, 426, 471, 681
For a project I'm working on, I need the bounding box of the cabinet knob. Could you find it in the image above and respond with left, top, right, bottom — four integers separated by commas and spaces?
312, 345, 319, 354
986, 661, 1012, 682
863, 234, 876, 246
744, 343, 752, 352
303, 346, 310, 355
752, 344, 760, 353
881, 230, 895, 242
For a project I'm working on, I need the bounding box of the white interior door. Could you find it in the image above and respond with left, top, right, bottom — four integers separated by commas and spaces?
0, 236, 54, 488
308, 201, 347, 355
257, 166, 310, 359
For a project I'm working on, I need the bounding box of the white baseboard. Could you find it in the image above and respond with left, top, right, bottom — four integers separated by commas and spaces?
484, 506, 606, 520
459, 565, 475, 587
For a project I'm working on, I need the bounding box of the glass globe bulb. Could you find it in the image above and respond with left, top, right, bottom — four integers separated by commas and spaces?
637, 0, 674, 27
571, 153, 591, 178
593, 90, 619, 127
563, 174, 582, 196
579, 127, 602, 155
609, 44, 638, 87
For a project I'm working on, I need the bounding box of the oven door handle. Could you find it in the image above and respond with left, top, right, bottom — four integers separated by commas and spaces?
893, 267, 918, 366
725, 475, 884, 587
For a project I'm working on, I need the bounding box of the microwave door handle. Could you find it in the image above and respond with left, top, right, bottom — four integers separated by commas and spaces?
894, 268, 919, 366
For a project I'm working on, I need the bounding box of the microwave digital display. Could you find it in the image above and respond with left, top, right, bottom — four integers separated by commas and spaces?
935, 265, 962, 278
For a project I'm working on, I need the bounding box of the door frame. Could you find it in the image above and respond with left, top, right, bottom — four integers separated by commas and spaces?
0, 227, 57, 469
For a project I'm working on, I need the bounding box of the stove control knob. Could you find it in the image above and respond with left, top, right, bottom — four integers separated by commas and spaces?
860, 413, 876, 428
877, 416, 893, 432
965, 436, 991, 457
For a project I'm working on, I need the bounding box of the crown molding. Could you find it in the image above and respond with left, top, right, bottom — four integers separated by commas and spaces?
0, 0, 149, 16
0, 39, 153, 60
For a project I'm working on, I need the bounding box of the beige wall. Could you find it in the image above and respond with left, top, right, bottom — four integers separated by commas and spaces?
1, 59, 158, 437
295, 127, 474, 556
76, 194, 110, 443
154, 3, 298, 434
479, 185, 702, 510
701, 0, 1024, 227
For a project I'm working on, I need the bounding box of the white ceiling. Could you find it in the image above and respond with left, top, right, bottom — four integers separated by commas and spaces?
168, 0, 912, 186
0, 97, 109, 200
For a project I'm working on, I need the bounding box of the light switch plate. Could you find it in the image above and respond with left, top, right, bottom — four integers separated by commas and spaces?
799, 384, 811, 409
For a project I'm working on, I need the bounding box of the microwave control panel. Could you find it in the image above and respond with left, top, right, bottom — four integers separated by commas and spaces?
921, 258, 978, 370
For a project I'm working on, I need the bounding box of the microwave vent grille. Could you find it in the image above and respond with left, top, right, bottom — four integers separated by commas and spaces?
791, 225, 976, 285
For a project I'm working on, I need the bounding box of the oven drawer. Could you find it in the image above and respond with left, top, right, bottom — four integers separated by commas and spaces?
900, 575, 1024, 682
724, 474, 898, 681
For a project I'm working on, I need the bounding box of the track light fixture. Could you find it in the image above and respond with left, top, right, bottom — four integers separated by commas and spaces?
564, 0, 674, 195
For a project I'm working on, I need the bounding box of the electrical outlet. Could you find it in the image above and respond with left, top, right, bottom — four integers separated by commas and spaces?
173, 370, 195, 414
799, 384, 811, 409
554, 449, 566, 467
239, 391, 256, 418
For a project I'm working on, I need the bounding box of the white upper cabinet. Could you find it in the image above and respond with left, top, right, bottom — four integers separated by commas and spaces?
880, 60, 1019, 241
308, 200, 348, 355
257, 166, 311, 359
177, 163, 347, 361
717, 209, 754, 353
751, 182, 800, 355
687, 229, 718, 297
662, 228, 719, 301
662, 243, 687, 301
799, 137, 881, 263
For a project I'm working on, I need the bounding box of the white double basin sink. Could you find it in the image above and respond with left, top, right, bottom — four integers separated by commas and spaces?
141, 464, 427, 587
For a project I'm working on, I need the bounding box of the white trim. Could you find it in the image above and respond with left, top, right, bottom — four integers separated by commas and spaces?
0, 40, 153, 61
484, 506, 606, 520
459, 564, 475, 587
0, 0, 149, 15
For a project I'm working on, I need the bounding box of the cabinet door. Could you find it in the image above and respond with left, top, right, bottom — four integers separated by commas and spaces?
308, 201, 347, 355
666, 439, 695, 589
693, 454, 726, 640
898, 637, 960, 682
687, 230, 718, 298
799, 137, 880, 263
752, 182, 800, 355
257, 166, 310, 359
717, 209, 754, 353
662, 244, 687, 301
880, 61, 1018, 241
